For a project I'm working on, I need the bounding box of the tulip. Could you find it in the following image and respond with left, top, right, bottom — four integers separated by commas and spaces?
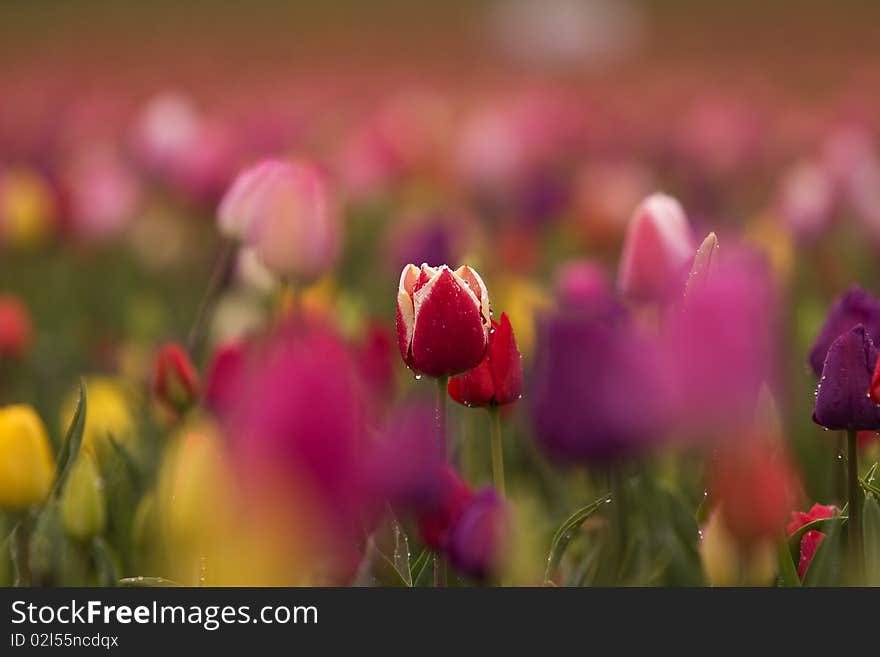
777, 160, 836, 242
448, 313, 522, 408
0, 167, 56, 249
700, 510, 776, 586
709, 437, 798, 546
219, 159, 341, 282
787, 503, 839, 579
813, 323, 876, 573
61, 377, 136, 455
153, 343, 200, 417
530, 302, 668, 463
447, 488, 509, 581
0, 405, 54, 511
60, 452, 106, 542
554, 260, 610, 308
203, 340, 247, 419
0, 294, 31, 358
416, 467, 474, 552
808, 286, 880, 376
813, 324, 880, 431
617, 193, 694, 303
396, 263, 491, 378
666, 250, 777, 436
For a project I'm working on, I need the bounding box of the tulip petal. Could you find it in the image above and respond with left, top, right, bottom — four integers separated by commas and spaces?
411, 267, 488, 377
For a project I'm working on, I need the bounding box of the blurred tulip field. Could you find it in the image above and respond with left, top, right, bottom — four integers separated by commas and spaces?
2, 0, 880, 587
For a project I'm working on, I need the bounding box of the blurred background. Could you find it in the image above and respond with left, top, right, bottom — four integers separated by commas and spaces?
2, 0, 880, 586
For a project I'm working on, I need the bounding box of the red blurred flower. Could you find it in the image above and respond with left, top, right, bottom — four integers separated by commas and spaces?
448, 312, 523, 408
710, 437, 799, 546
203, 340, 247, 419
787, 503, 839, 579
0, 294, 31, 359
153, 343, 200, 416
396, 263, 491, 378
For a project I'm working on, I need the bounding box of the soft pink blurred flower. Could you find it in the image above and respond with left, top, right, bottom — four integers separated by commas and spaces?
62, 145, 141, 242
617, 193, 694, 303
220, 159, 341, 281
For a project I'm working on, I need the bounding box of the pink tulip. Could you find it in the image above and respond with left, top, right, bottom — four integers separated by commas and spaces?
617, 193, 694, 303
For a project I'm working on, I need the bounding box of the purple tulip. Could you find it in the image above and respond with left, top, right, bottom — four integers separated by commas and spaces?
447, 488, 509, 581
808, 286, 880, 376
529, 303, 668, 463
812, 324, 880, 431
363, 401, 447, 513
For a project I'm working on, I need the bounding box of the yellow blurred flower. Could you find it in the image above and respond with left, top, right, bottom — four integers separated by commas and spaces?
60, 452, 106, 542
0, 167, 56, 248
700, 510, 776, 586
61, 377, 137, 455
492, 275, 550, 359
0, 405, 55, 511
745, 212, 794, 286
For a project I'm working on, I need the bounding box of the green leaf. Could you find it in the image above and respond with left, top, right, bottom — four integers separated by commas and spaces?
352, 515, 412, 587
544, 492, 611, 584
777, 538, 801, 587
92, 537, 121, 587
410, 549, 431, 587
802, 517, 844, 587
118, 576, 182, 587
51, 379, 87, 498
863, 493, 880, 586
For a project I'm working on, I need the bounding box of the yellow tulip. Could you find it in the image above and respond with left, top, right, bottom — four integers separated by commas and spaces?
0, 405, 55, 511
60, 452, 106, 542
0, 167, 56, 248
61, 377, 136, 455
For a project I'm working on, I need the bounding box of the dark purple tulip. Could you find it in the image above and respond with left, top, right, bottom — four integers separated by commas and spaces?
447, 488, 509, 581
529, 304, 668, 463
812, 324, 880, 431
809, 286, 880, 376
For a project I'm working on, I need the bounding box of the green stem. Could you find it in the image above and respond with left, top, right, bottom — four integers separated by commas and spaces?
434, 376, 449, 587
11, 514, 32, 587
846, 429, 863, 580
186, 240, 236, 359
489, 407, 505, 497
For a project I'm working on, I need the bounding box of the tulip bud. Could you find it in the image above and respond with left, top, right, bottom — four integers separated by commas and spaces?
617, 193, 694, 302
787, 503, 839, 579
809, 286, 880, 376
396, 263, 491, 378
683, 232, 719, 298
219, 159, 341, 282
0, 405, 54, 511
447, 488, 510, 581
0, 294, 31, 358
153, 343, 200, 416
60, 452, 106, 542
448, 312, 523, 407
813, 324, 880, 431
204, 340, 247, 419
62, 377, 136, 455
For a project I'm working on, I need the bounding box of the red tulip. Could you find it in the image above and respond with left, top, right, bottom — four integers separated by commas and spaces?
710, 436, 799, 546
203, 340, 247, 419
153, 343, 200, 416
0, 295, 31, 359
396, 263, 491, 378
787, 503, 839, 579
448, 312, 523, 407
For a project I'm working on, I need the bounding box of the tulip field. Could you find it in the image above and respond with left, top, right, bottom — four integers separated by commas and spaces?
1, 1, 880, 588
